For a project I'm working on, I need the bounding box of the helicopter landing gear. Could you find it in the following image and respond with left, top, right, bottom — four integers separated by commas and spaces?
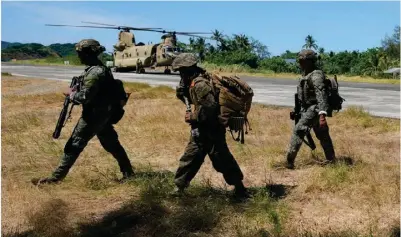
136, 67, 145, 74
164, 68, 171, 74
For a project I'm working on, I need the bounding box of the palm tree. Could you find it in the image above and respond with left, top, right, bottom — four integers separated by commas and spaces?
211, 29, 227, 51
212, 30, 224, 42
303, 35, 318, 50
233, 34, 250, 51
191, 37, 210, 61
362, 48, 381, 76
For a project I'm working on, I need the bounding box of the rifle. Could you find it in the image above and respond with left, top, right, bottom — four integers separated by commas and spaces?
183, 96, 200, 139
290, 93, 316, 150
52, 76, 83, 139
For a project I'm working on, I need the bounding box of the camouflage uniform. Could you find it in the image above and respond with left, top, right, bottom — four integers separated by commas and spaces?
172, 53, 246, 195
35, 39, 133, 184
285, 49, 335, 167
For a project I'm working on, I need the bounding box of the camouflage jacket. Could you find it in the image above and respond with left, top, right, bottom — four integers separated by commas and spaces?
188, 76, 220, 129
70, 62, 115, 111
297, 69, 329, 115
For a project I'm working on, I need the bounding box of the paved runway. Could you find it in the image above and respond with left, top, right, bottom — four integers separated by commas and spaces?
2, 63, 400, 118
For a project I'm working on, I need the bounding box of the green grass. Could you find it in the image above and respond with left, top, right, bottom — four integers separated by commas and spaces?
2, 72, 13, 76
201, 62, 401, 85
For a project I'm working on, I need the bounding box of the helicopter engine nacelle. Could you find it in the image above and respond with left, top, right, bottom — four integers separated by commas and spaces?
114, 42, 127, 51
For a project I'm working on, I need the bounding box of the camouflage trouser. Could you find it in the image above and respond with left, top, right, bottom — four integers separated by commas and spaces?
286, 105, 335, 164
51, 112, 133, 180
174, 127, 244, 189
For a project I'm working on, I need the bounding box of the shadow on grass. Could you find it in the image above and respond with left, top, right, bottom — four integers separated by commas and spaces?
4, 170, 291, 237
308, 154, 356, 167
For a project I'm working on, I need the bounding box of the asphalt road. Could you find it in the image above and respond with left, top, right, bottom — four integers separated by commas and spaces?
2, 63, 400, 119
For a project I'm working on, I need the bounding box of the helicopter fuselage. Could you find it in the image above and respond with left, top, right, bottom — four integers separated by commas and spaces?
113, 43, 180, 72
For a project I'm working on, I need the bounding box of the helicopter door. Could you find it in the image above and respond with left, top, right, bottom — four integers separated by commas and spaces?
162, 47, 166, 58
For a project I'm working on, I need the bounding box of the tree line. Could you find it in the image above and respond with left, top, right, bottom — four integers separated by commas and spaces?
178, 25, 400, 78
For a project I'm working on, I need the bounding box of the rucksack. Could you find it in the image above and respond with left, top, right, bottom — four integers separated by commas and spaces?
207, 72, 254, 144
325, 75, 345, 117
109, 78, 131, 124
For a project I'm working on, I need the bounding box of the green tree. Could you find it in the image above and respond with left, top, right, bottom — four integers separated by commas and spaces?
381, 25, 400, 60
303, 35, 318, 50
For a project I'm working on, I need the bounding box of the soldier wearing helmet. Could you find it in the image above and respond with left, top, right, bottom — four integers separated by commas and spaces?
284, 49, 336, 169
172, 53, 249, 199
32, 39, 134, 185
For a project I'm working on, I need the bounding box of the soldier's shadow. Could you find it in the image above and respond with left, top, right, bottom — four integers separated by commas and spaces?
255, 183, 297, 200
308, 154, 355, 167
8, 170, 295, 237
78, 172, 295, 237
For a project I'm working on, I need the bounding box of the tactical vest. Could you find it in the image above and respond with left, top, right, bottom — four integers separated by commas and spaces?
189, 76, 221, 129
297, 70, 319, 107
189, 76, 216, 109
81, 64, 115, 109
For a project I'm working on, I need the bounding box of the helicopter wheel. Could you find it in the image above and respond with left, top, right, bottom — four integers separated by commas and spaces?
164, 68, 171, 74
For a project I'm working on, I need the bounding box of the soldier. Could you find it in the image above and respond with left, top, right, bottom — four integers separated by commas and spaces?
136, 58, 143, 74
285, 49, 336, 169
172, 53, 249, 199
32, 39, 134, 185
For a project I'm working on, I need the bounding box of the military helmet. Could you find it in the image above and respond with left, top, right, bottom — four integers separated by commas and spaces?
172, 53, 198, 71
298, 49, 318, 61
75, 39, 105, 55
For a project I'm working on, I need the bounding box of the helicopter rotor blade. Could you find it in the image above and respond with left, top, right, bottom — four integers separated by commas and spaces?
81, 21, 163, 30
45, 24, 214, 38
172, 31, 213, 35
81, 21, 117, 26
45, 24, 121, 29
45, 24, 164, 31
169, 32, 213, 39
177, 33, 213, 40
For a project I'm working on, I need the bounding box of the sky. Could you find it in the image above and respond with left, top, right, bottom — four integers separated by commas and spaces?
1, 1, 400, 56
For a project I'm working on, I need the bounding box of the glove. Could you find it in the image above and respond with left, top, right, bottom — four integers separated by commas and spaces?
319, 114, 327, 128
63, 87, 74, 96
185, 111, 197, 124
185, 111, 192, 123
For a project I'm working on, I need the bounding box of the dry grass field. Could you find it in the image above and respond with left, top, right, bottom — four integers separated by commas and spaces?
1, 75, 400, 237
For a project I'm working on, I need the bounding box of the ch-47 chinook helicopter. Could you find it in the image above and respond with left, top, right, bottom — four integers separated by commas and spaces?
45, 22, 212, 74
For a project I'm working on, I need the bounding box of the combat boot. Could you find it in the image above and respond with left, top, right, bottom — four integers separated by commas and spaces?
233, 182, 250, 200
119, 170, 135, 183
31, 176, 60, 186
286, 155, 295, 169
285, 161, 295, 170
171, 186, 186, 197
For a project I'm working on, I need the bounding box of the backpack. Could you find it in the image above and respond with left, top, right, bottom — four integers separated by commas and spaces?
109, 78, 131, 124
207, 72, 254, 144
325, 75, 345, 117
